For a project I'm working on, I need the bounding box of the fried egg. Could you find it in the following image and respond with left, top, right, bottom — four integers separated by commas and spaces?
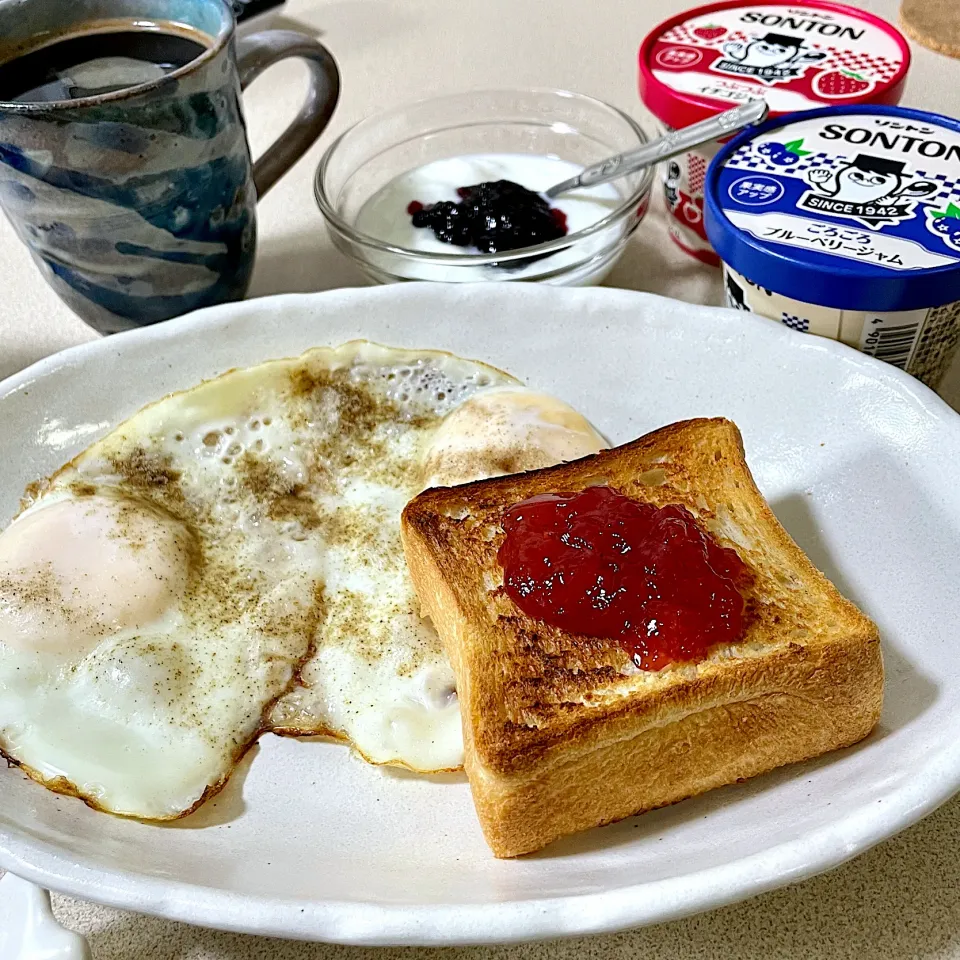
268, 375, 607, 771
419, 387, 610, 489
0, 342, 605, 817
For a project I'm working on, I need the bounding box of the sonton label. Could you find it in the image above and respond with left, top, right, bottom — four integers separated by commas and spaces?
718, 113, 960, 269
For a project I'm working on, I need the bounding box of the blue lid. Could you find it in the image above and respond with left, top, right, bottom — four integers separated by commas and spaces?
704, 105, 960, 312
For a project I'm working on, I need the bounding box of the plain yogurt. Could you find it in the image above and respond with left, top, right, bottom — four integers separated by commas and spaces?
354, 153, 624, 283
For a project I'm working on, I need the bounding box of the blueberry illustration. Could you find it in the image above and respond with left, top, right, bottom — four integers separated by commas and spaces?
933, 216, 957, 235
757, 142, 798, 167
931, 215, 960, 246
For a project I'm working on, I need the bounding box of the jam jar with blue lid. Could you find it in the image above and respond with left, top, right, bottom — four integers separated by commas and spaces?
704, 104, 960, 388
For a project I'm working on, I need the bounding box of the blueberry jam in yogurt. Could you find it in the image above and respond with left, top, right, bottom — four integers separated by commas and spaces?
354, 153, 621, 281
407, 179, 569, 253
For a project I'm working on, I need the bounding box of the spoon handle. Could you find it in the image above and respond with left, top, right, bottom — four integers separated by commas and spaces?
544, 99, 769, 199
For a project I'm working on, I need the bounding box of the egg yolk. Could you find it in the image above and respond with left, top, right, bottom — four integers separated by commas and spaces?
419, 389, 608, 489
0, 494, 195, 658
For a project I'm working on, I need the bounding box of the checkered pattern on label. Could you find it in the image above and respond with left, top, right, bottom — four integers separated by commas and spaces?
662, 24, 700, 44
688, 154, 708, 194
810, 45, 902, 83
781, 313, 810, 332
660, 25, 748, 47
908, 300, 960, 389
721, 157, 959, 202
912, 170, 960, 205
724, 151, 784, 174
789, 153, 843, 174
725, 148, 845, 176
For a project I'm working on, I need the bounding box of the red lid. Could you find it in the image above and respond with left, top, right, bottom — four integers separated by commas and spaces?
639, 1, 911, 129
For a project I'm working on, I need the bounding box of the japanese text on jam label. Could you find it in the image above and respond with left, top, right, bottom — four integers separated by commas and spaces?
729, 175, 785, 205
723, 209, 959, 271
762, 222, 904, 264
655, 46, 704, 68
695, 78, 762, 104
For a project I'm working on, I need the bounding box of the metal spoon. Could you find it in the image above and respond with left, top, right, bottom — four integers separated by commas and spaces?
544, 98, 769, 199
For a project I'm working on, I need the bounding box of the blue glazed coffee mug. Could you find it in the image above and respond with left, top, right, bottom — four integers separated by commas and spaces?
0, 0, 339, 333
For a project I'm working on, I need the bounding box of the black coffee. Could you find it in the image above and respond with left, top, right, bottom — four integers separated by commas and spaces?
0, 26, 209, 103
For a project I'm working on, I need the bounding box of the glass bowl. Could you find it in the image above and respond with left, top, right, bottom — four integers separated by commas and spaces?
314, 88, 654, 286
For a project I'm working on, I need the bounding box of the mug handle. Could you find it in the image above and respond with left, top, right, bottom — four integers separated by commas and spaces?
235, 30, 340, 198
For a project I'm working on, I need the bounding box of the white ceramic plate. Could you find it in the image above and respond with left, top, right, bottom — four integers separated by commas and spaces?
0, 284, 958, 946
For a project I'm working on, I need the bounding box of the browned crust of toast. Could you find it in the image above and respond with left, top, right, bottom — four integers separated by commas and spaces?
401, 418, 883, 857
465, 635, 880, 857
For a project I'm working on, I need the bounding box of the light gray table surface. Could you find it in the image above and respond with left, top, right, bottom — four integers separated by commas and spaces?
1, 0, 959, 956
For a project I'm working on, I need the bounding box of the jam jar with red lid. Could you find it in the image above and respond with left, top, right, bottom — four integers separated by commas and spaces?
639, 0, 911, 265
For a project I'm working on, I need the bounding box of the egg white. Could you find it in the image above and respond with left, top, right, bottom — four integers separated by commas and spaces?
268, 374, 608, 771
0, 341, 607, 816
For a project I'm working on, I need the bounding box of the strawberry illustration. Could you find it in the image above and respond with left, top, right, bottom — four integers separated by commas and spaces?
692, 23, 726, 40
813, 68, 874, 99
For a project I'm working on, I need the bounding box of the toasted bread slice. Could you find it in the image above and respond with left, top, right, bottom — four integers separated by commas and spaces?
400, 418, 882, 857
